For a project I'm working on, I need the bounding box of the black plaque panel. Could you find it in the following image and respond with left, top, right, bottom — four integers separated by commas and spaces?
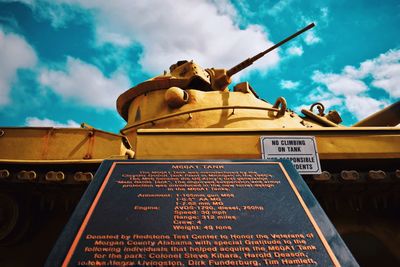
46, 160, 358, 267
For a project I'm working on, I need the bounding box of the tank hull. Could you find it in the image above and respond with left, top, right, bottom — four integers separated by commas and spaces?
0, 127, 131, 266
1, 126, 399, 266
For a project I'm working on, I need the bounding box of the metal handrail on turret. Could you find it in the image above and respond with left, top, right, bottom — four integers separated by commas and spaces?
120, 105, 281, 134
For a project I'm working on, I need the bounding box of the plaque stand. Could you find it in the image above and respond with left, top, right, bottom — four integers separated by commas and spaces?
46, 160, 358, 267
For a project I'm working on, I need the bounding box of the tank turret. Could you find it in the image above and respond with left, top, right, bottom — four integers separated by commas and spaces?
117, 23, 315, 121
116, 23, 342, 147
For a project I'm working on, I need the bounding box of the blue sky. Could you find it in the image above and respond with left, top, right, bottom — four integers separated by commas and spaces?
0, 0, 399, 133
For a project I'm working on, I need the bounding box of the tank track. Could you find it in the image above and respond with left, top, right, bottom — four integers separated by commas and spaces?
0, 162, 98, 246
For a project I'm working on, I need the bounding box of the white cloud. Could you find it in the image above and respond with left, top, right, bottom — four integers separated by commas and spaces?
22, 0, 280, 76
38, 57, 130, 108
294, 86, 343, 114
36, 3, 82, 28
212, 0, 238, 19
312, 71, 367, 96
25, 117, 80, 127
304, 87, 389, 121
280, 80, 300, 90
348, 49, 400, 98
372, 74, 400, 98
0, 29, 37, 105
296, 85, 388, 121
344, 95, 387, 120
320, 7, 329, 20
96, 27, 131, 47
286, 45, 304, 56
304, 31, 321, 45
310, 49, 400, 120
267, 0, 293, 16
298, 7, 328, 46
313, 49, 400, 99
307, 87, 344, 110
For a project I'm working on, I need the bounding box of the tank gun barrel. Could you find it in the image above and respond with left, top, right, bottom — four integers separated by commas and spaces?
226, 23, 315, 77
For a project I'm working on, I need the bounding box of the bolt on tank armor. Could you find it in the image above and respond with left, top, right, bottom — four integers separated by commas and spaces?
0, 23, 399, 266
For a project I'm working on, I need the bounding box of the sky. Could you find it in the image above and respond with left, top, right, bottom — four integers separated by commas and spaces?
0, 0, 399, 133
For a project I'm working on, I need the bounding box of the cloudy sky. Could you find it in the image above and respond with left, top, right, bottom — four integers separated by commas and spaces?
0, 0, 399, 132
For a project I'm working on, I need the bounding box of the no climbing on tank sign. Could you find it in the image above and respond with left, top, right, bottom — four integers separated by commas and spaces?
260, 136, 321, 175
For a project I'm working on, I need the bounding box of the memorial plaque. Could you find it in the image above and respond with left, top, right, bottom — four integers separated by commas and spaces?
46, 160, 358, 267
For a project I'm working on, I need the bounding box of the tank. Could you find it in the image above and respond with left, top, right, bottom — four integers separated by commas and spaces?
0, 23, 399, 267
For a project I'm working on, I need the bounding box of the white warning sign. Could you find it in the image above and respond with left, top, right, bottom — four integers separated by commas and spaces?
260, 136, 321, 174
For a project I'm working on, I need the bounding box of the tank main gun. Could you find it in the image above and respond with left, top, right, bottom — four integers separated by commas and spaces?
210, 23, 315, 90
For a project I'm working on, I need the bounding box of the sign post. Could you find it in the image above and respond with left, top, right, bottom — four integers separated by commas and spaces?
46, 160, 357, 267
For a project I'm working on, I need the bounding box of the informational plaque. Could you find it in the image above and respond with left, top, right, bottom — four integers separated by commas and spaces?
46, 160, 357, 267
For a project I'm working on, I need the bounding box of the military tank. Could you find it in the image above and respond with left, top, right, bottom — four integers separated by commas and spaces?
0, 23, 399, 267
